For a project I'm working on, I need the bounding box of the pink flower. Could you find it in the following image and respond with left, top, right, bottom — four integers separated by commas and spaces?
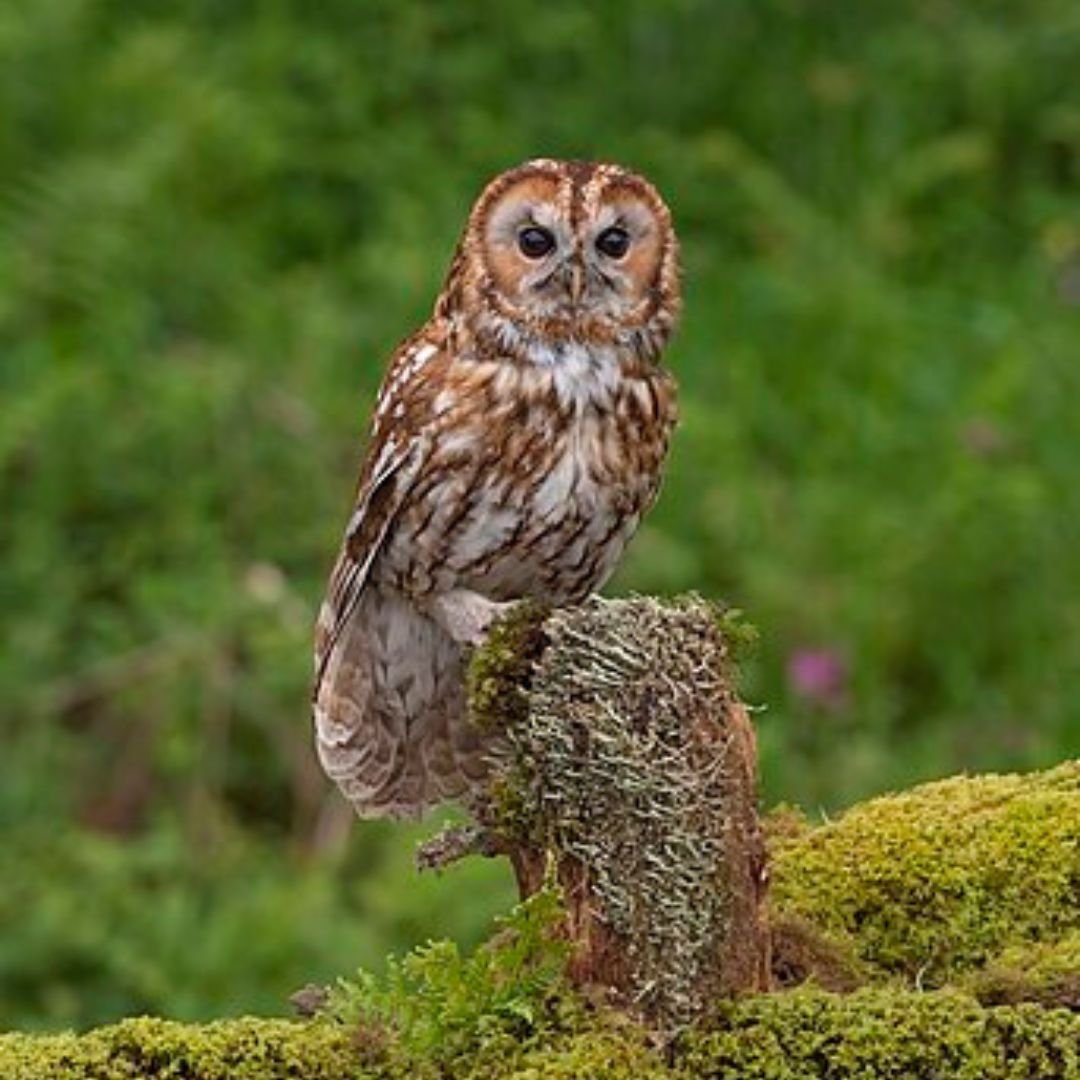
787, 647, 849, 711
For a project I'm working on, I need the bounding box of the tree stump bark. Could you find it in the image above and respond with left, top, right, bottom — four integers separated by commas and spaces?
465, 595, 770, 1030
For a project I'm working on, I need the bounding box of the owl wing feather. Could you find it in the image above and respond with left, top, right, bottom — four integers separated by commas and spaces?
312, 336, 440, 696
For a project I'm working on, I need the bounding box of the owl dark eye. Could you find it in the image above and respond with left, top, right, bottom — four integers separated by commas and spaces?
518, 226, 556, 258
595, 226, 631, 258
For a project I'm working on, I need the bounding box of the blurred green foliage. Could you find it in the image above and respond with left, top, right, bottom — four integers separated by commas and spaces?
1, 0, 1078, 1032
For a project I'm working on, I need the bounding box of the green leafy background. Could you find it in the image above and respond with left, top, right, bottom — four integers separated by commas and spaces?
1, 0, 1077, 1031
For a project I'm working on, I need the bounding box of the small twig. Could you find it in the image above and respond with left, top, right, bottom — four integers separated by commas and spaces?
415, 824, 503, 872
289, 983, 329, 1018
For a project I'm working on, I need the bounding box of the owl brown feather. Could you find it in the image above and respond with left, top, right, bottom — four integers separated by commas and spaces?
314, 159, 680, 819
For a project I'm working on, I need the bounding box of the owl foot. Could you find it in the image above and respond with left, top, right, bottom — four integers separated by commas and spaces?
428, 589, 514, 648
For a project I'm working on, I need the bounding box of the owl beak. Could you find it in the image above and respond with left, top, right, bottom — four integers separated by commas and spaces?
567, 262, 585, 305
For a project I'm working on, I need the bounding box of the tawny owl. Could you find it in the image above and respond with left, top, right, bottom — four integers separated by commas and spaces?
313, 158, 680, 820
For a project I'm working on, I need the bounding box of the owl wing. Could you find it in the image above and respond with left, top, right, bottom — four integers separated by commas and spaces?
312, 336, 441, 696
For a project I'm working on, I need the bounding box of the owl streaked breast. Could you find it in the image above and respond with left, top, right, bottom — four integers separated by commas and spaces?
314, 158, 680, 819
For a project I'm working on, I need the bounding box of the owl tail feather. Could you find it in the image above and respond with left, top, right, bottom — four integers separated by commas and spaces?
313, 588, 494, 820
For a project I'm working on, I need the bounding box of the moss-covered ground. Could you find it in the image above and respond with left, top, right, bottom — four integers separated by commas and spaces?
2, 990, 1077, 1079
769, 760, 1080, 995
2, 762, 1076, 1078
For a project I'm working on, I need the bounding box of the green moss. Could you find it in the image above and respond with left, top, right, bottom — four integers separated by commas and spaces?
768, 912, 868, 991
770, 761, 1080, 987
709, 601, 760, 664
465, 600, 551, 734
489, 1029, 671, 1079
681, 989, 1080, 1080
0, 1017, 368, 1079
5, 992, 1079, 1079
966, 931, 1080, 1010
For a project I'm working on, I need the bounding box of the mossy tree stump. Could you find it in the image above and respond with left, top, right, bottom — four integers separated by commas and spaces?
465, 595, 769, 1029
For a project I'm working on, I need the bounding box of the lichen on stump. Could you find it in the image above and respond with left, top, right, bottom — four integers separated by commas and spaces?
466, 594, 770, 1029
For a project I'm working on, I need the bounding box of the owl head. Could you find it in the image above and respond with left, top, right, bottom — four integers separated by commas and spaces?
440, 159, 680, 358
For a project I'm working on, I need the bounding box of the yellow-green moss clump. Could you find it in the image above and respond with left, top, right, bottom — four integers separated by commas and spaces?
680, 989, 1080, 1079
0, 1017, 365, 1080
465, 599, 550, 733
3, 991, 1078, 1079
770, 760, 1080, 988
965, 930, 1080, 1010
